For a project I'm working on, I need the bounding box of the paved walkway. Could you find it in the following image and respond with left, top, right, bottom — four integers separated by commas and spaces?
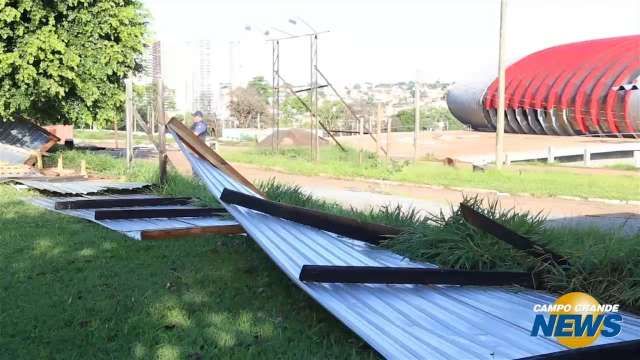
167, 149, 640, 234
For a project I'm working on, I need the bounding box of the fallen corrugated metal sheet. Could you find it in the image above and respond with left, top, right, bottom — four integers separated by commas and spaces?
173, 133, 640, 360
0, 143, 33, 165
12, 179, 149, 194
28, 195, 240, 240
0, 120, 60, 150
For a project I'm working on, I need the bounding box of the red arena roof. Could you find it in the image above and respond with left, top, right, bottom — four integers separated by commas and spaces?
447, 35, 640, 137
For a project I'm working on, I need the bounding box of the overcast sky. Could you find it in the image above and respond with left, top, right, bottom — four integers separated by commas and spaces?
143, 0, 640, 109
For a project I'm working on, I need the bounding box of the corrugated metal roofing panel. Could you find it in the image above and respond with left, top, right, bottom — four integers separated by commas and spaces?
28, 196, 239, 240
0, 120, 59, 150
173, 134, 640, 359
14, 179, 150, 194
0, 143, 32, 165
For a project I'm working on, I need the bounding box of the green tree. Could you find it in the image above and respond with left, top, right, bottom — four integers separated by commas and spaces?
247, 76, 272, 103
317, 100, 346, 130
394, 107, 465, 131
0, 0, 148, 126
228, 86, 270, 128
280, 95, 309, 126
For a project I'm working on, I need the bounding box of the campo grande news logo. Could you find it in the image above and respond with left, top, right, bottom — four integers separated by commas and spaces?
530, 292, 623, 348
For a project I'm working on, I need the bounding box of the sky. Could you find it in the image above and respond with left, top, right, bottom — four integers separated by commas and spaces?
143, 0, 640, 110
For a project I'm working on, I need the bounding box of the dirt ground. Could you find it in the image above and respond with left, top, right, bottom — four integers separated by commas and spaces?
166, 148, 640, 233
337, 130, 639, 162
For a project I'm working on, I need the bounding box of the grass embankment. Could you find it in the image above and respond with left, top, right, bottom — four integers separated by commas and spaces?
74, 129, 174, 145
222, 146, 640, 201
264, 181, 640, 313
2, 150, 375, 359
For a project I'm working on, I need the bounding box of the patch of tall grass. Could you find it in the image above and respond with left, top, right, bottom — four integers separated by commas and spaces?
263, 182, 640, 312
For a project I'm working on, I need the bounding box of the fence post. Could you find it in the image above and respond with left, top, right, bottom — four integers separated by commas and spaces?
386, 110, 391, 161
359, 116, 364, 165
547, 146, 554, 164
583, 148, 591, 167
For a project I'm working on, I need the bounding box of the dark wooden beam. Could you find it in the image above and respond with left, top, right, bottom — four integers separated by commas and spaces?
220, 188, 402, 244
459, 203, 568, 266
55, 197, 193, 210
94, 207, 227, 220
140, 224, 245, 240
166, 117, 264, 196
516, 339, 640, 360
299, 265, 535, 288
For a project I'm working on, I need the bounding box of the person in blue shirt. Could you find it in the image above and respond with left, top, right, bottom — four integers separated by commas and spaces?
190, 111, 208, 141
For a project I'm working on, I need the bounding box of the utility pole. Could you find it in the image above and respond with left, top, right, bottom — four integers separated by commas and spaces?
309, 35, 316, 161
156, 78, 167, 185
313, 34, 319, 161
125, 74, 134, 168
413, 71, 420, 162
274, 41, 280, 151
271, 40, 277, 152
495, 0, 507, 169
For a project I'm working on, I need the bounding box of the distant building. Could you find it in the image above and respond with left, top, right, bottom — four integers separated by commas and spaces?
190, 40, 214, 116
152, 41, 162, 82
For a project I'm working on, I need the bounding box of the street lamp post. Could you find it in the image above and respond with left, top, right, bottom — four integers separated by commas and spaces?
289, 17, 321, 160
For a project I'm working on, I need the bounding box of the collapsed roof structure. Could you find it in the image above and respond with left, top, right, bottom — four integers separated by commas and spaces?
0, 120, 60, 165
167, 117, 640, 359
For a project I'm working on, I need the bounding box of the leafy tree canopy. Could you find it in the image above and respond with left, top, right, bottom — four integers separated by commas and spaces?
0, 0, 148, 126
394, 107, 465, 131
247, 76, 272, 103
228, 86, 270, 128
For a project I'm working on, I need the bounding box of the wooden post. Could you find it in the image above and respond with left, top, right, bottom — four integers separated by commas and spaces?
547, 146, 554, 163
359, 116, 364, 165
125, 74, 134, 168
80, 160, 87, 177
369, 115, 377, 156
149, 105, 155, 135
495, 0, 507, 169
57, 155, 63, 172
156, 79, 167, 185
414, 72, 420, 163
113, 118, 118, 149
35, 152, 43, 169
386, 109, 391, 161
376, 103, 382, 156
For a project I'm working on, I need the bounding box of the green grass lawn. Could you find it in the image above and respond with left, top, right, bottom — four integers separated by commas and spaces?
221, 146, 640, 201
74, 129, 174, 145
1, 152, 375, 360
4, 149, 640, 359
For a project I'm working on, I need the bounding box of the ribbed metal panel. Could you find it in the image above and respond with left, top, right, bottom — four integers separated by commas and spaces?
449, 35, 640, 136
173, 134, 640, 359
0, 120, 58, 150
0, 143, 32, 164
28, 195, 238, 240
14, 179, 149, 194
